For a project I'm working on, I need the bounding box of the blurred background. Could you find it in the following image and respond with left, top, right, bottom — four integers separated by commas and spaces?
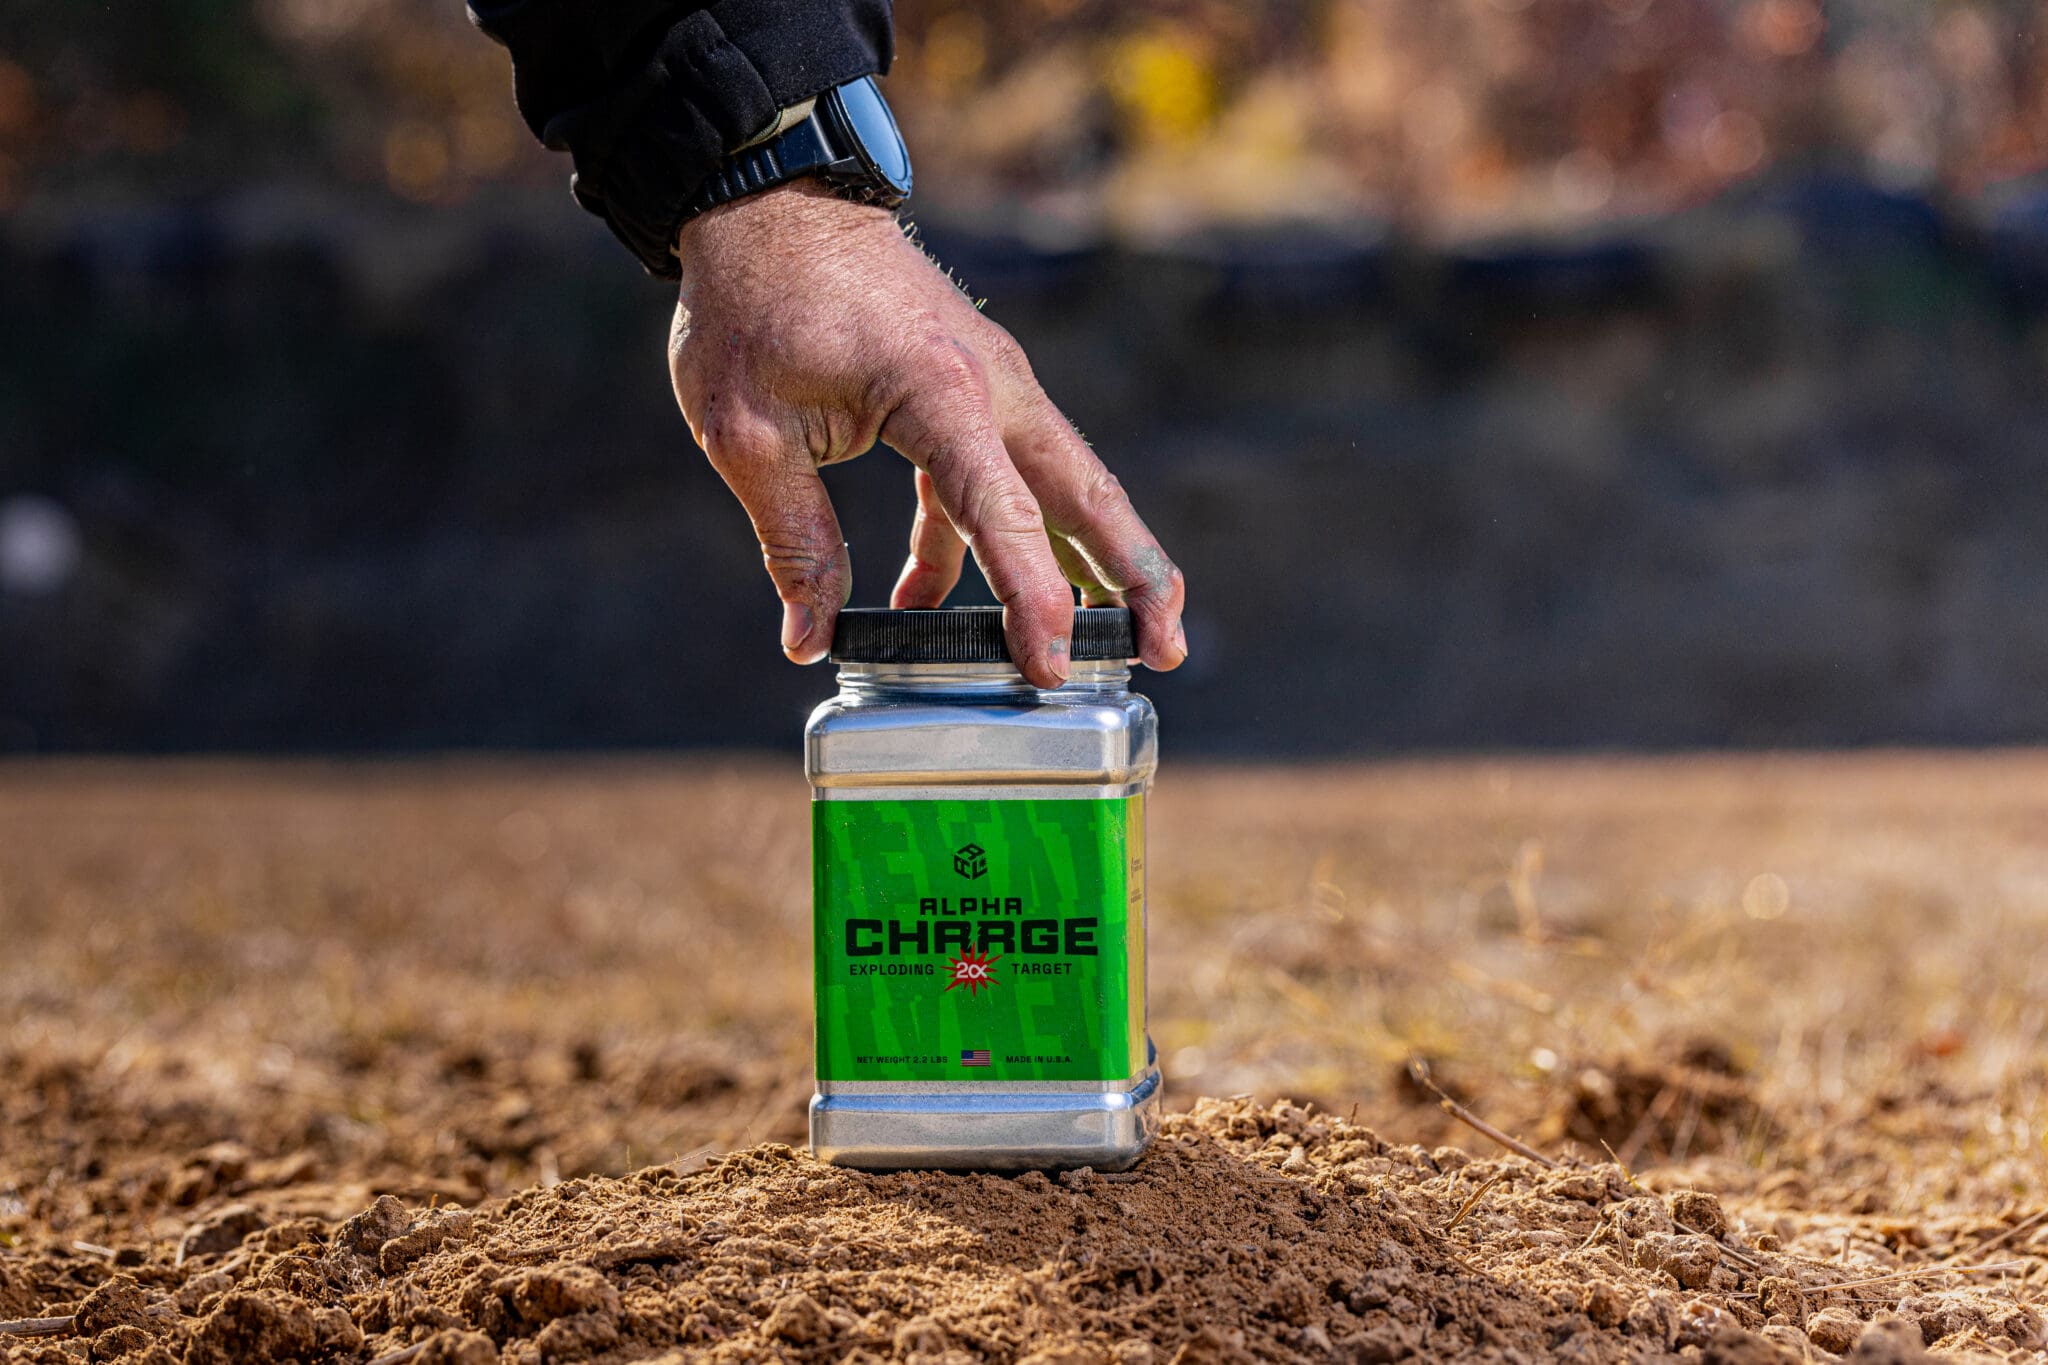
5, 0, 2048, 754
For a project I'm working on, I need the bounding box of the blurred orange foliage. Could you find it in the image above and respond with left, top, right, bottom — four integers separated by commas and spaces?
4, 0, 2045, 232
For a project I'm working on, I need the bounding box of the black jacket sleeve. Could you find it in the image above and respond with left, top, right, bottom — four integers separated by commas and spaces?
468, 0, 894, 279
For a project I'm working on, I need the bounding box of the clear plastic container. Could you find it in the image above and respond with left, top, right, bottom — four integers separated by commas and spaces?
805, 607, 1160, 1170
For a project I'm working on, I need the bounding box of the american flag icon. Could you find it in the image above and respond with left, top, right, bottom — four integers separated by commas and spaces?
960, 1049, 992, 1067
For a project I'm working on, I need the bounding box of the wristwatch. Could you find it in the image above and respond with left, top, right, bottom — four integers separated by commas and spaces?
679, 75, 913, 228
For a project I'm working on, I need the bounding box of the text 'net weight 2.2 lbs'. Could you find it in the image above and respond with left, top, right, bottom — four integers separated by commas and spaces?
806, 607, 1159, 1170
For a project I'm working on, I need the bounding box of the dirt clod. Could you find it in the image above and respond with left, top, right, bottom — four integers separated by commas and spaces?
1582, 1281, 1629, 1329
182, 1290, 359, 1365
1631, 1232, 1722, 1289
176, 1204, 267, 1263
337, 1195, 414, 1257
378, 1209, 474, 1274
1846, 1317, 1938, 1363
496, 1264, 620, 1329
762, 1293, 834, 1346
1333, 1323, 1417, 1362
72, 1278, 149, 1338
1808, 1307, 1870, 1353
411, 1331, 501, 1365
1671, 1189, 1731, 1238
1698, 1322, 1800, 1363
1756, 1276, 1805, 1321
1611, 1195, 1674, 1238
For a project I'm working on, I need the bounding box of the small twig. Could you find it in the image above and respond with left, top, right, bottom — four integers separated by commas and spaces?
1401, 1213, 1482, 1273
1436, 1097, 1553, 1166
1811, 1261, 2025, 1295
70, 1240, 117, 1260
1717, 1241, 1768, 1273
1951, 1208, 2048, 1263
0, 1316, 74, 1339
1728, 1291, 1896, 1309
1446, 1170, 1509, 1235
1408, 1060, 1555, 1167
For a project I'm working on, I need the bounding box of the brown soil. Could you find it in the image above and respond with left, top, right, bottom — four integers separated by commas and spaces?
6, 756, 2048, 1362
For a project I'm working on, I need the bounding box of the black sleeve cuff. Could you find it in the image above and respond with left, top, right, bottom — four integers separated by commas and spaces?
539, 0, 893, 280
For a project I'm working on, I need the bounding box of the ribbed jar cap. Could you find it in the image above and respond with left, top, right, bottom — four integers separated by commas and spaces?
829, 607, 1135, 664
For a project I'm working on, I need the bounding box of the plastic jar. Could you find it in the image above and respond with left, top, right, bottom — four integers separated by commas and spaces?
805, 606, 1160, 1170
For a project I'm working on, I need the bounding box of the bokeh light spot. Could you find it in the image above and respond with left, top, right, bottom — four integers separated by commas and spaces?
1110, 32, 1216, 146
0, 59, 37, 136
1743, 872, 1791, 921
0, 496, 83, 597
1745, 0, 1824, 58
1704, 110, 1767, 176
384, 120, 450, 202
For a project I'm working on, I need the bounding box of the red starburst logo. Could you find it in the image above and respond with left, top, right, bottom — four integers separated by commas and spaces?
944, 948, 1001, 997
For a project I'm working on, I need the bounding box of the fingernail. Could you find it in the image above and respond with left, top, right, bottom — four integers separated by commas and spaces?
1172, 620, 1189, 659
781, 602, 814, 656
1048, 635, 1071, 683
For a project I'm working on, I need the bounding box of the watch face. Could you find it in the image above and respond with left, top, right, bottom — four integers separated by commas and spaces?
833, 76, 913, 198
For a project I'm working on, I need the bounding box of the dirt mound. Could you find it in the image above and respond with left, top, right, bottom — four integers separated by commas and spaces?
1539, 1054, 1774, 1168
5, 1098, 2037, 1364
13, 761, 2048, 1362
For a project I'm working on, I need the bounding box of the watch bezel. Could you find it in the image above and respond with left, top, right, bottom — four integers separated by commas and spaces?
821, 76, 913, 203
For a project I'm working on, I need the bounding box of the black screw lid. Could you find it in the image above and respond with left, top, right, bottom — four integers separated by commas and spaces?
829, 607, 1135, 664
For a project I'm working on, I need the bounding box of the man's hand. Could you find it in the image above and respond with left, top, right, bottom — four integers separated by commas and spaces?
669, 182, 1187, 688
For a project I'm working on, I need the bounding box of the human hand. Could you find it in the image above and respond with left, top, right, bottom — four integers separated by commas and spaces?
669, 182, 1187, 688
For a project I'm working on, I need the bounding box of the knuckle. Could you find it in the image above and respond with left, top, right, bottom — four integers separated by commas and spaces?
667, 304, 694, 370
1076, 467, 1131, 524
1034, 582, 1075, 613
699, 426, 752, 470
997, 577, 1068, 615
758, 539, 842, 595
970, 484, 1046, 540
700, 413, 778, 470
981, 324, 1033, 381
1129, 545, 1183, 596
914, 336, 991, 404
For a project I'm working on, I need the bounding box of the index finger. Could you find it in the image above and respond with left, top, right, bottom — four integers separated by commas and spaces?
698, 409, 853, 665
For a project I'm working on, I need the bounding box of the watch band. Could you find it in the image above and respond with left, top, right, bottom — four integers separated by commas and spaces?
683, 117, 836, 224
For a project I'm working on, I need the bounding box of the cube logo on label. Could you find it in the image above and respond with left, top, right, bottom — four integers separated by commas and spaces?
953, 843, 988, 879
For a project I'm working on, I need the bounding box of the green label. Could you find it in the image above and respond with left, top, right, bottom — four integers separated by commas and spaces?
813, 796, 1144, 1083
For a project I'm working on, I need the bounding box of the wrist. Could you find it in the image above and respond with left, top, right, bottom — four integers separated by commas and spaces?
674, 181, 896, 279
672, 74, 911, 276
